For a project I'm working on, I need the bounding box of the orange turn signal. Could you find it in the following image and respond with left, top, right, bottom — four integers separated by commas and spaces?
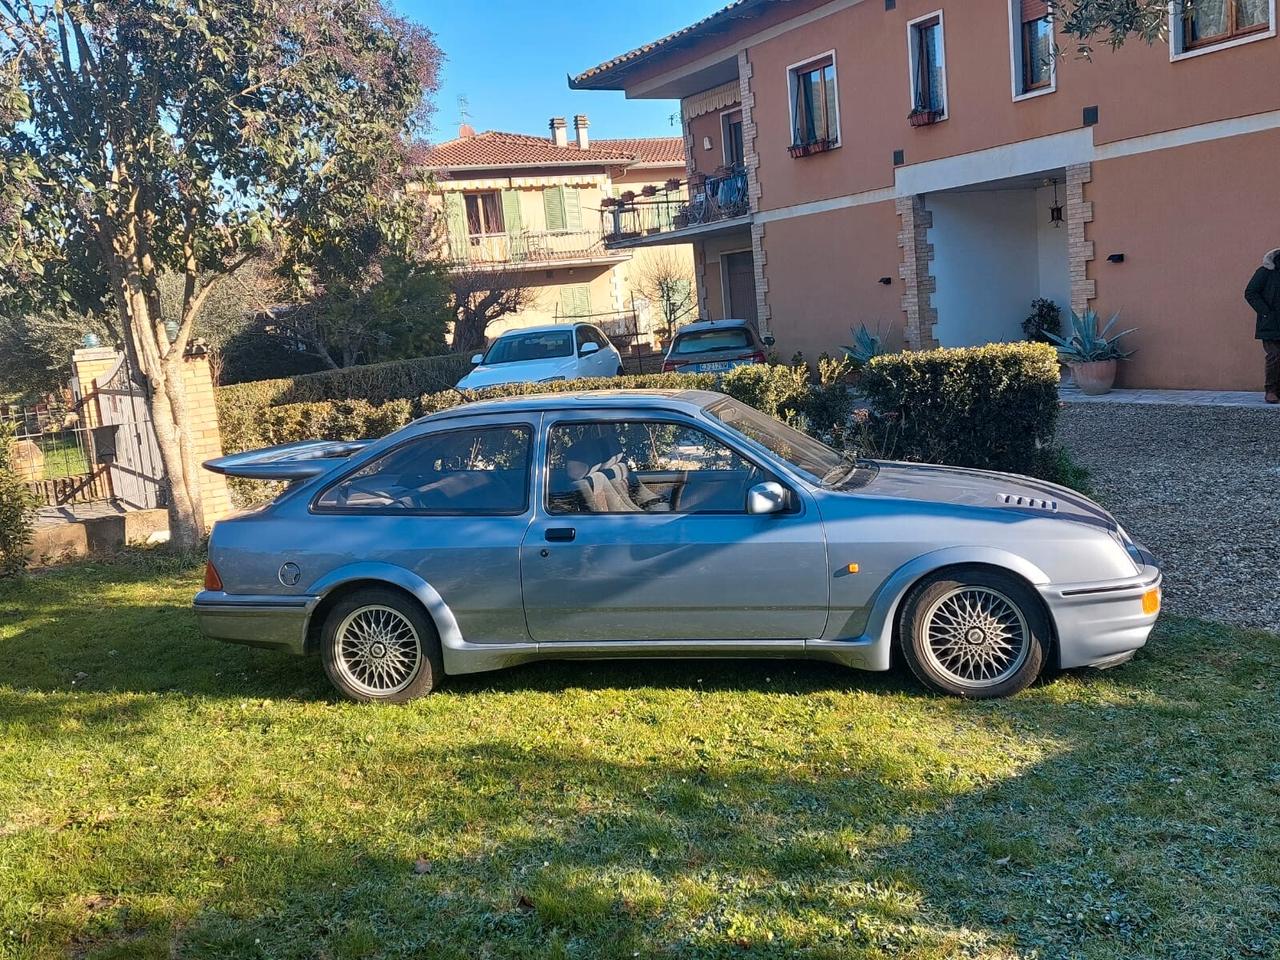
204, 561, 223, 592
846, 562, 860, 574
1141, 587, 1161, 615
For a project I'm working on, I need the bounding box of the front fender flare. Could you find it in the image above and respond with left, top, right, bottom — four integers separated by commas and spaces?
862, 547, 1051, 671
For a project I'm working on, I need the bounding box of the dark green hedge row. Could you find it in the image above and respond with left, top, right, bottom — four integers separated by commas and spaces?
859, 342, 1064, 476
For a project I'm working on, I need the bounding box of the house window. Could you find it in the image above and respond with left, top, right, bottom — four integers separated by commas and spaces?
464, 192, 504, 237
908, 14, 947, 118
722, 110, 745, 169
789, 56, 839, 149
1181, 0, 1271, 49
1019, 1, 1054, 92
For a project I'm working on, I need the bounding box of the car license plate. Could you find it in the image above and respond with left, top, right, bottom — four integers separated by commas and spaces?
690, 360, 744, 373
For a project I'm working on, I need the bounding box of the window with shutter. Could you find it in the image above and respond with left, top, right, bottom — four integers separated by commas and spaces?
1019, 0, 1053, 92
443, 193, 468, 260
908, 15, 946, 116
1181, 0, 1272, 51
502, 189, 526, 259
560, 284, 592, 318
563, 188, 583, 232
543, 186, 567, 233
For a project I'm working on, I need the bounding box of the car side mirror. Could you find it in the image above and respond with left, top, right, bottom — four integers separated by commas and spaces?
762, 335, 776, 347
470, 353, 484, 365
579, 341, 600, 357
747, 481, 789, 515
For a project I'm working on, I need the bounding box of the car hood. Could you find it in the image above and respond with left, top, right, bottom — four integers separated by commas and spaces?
456, 356, 578, 389
855, 460, 1118, 532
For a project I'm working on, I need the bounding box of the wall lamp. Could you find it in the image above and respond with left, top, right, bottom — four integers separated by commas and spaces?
1106, 253, 1125, 264
878, 276, 893, 285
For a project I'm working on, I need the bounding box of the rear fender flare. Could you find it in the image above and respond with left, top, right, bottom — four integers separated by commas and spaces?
306, 561, 464, 656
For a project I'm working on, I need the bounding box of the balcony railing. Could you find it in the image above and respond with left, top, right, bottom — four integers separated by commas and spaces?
445, 229, 620, 268
601, 170, 750, 245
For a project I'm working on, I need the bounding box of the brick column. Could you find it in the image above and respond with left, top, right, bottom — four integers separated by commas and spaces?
1066, 163, 1096, 315
70, 347, 122, 428
693, 244, 711, 319
737, 50, 771, 336
177, 349, 234, 529
897, 195, 939, 349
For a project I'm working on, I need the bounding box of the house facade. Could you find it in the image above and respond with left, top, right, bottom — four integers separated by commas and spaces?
422, 117, 694, 344
572, 0, 1280, 389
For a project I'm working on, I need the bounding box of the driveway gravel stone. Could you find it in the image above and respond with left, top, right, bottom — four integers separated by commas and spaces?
1058, 402, 1280, 633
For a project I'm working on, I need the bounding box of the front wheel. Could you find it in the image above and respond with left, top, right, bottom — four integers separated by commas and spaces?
320, 588, 443, 703
897, 568, 1049, 698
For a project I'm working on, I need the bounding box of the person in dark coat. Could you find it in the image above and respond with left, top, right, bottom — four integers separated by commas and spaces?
1244, 247, 1280, 403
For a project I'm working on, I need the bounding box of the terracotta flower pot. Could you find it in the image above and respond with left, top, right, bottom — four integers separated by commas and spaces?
1070, 359, 1117, 395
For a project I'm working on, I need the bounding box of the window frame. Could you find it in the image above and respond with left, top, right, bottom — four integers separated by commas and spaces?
1170, 0, 1275, 59
310, 423, 534, 517
907, 11, 949, 121
541, 415, 796, 518
1009, 1, 1057, 100
786, 51, 841, 150
463, 191, 505, 238
721, 108, 746, 169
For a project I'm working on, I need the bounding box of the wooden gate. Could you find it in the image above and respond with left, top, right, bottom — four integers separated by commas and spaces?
95, 356, 168, 510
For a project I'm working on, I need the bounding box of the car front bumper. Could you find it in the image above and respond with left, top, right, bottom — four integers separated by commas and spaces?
1039, 564, 1162, 669
193, 591, 316, 656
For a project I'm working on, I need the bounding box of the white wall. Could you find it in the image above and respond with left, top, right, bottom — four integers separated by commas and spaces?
927, 187, 1069, 346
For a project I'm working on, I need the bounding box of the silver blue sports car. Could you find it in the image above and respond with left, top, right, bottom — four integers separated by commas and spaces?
195, 390, 1162, 702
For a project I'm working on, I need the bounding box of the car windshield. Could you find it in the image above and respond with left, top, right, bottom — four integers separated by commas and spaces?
705, 397, 875, 489
672, 328, 752, 355
483, 331, 574, 365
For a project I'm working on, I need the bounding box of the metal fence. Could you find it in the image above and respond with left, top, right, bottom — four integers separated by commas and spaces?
1, 401, 114, 507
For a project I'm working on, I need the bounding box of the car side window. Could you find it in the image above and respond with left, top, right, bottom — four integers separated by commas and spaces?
315, 425, 531, 514
574, 326, 592, 351
546, 420, 765, 515
589, 327, 610, 348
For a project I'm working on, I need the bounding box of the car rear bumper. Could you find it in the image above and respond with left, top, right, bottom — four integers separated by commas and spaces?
1040, 565, 1162, 669
193, 592, 316, 656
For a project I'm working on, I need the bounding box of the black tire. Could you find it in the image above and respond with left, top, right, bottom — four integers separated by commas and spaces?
614, 365, 625, 377
319, 587, 443, 703
897, 568, 1049, 699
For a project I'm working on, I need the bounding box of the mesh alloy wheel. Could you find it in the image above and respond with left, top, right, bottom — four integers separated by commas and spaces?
919, 586, 1030, 689
320, 588, 442, 702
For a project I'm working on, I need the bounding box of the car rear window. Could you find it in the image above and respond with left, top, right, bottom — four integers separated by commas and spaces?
672, 328, 752, 355
484, 331, 573, 364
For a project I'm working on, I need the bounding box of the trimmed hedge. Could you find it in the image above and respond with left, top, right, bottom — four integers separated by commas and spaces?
859, 342, 1063, 477
0, 422, 38, 578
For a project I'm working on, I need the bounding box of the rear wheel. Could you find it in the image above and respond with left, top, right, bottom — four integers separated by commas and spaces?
897, 568, 1049, 698
320, 588, 443, 703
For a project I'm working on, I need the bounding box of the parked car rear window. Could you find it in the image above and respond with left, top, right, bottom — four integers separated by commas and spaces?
672, 328, 752, 355
314, 426, 531, 514
484, 331, 573, 364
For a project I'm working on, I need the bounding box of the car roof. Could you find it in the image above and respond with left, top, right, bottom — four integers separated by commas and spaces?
492, 322, 593, 338
674, 319, 755, 335
421, 389, 727, 423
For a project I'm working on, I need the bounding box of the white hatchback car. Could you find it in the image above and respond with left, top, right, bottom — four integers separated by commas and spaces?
457, 324, 624, 390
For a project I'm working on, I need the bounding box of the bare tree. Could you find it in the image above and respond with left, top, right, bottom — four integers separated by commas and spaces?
448, 265, 540, 354
634, 251, 697, 340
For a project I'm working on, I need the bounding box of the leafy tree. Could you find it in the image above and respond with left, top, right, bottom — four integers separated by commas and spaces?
0, 0, 440, 547
1051, 0, 1174, 56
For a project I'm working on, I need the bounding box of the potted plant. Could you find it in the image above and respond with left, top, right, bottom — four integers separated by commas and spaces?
841, 322, 887, 379
1044, 309, 1137, 395
620, 190, 636, 204
665, 177, 682, 193
908, 107, 943, 127
641, 184, 658, 198
1022, 297, 1062, 344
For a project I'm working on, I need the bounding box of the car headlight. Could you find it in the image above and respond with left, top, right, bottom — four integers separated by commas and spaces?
538, 376, 567, 383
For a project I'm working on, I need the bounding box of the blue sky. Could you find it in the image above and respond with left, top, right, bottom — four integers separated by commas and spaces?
393, 0, 725, 143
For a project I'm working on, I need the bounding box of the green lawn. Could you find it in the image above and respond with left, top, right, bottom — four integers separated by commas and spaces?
1, 555, 1278, 960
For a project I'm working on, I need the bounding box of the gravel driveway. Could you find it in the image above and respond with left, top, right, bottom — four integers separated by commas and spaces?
1058, 402, 1280, 633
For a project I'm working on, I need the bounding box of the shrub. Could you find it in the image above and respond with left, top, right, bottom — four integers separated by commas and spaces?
0, 422, 38, 578
1022, 298, 1063, 343
859, 342, 1065, 478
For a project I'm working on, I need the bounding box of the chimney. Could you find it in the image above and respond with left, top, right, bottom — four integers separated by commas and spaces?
573, 114, 590, 150
549, 117, 568, 148
458, 123, 476, 139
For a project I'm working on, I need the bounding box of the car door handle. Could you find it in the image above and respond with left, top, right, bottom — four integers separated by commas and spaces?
544, 527, 576, 543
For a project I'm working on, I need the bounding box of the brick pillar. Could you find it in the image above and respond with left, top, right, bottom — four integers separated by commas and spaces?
1066, 163, 1096, 315
693, 244, 711, 319
177, 349, 234, 529
738, 49, 770, 336
897, 195, 939, 349
70, 347, 122, 428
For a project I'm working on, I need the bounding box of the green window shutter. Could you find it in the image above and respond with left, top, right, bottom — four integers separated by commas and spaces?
443, 193, 468, 259
560, 284, 591, 318
543, 185, 566, 233
501, 189, 526, 259
563, 188, 583, 232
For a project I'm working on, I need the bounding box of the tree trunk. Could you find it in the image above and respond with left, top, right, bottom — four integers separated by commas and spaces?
452, 310, 485, 354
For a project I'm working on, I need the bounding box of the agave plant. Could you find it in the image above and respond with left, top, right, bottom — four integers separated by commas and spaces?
1044, 310, 1137, 363
842, 323, 887, 368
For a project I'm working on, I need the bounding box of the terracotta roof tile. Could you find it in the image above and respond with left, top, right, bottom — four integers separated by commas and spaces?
423, 130, 684, 170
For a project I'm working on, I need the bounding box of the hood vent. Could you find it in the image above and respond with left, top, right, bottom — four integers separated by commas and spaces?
999, 493, 1058, 512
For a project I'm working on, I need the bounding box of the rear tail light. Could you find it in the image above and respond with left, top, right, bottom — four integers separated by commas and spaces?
204, 561, 223, 592
661, 360, 679, 373
748, 351, 767, 364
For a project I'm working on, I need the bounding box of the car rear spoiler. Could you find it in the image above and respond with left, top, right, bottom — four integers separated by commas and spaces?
202, 440, 373, 481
